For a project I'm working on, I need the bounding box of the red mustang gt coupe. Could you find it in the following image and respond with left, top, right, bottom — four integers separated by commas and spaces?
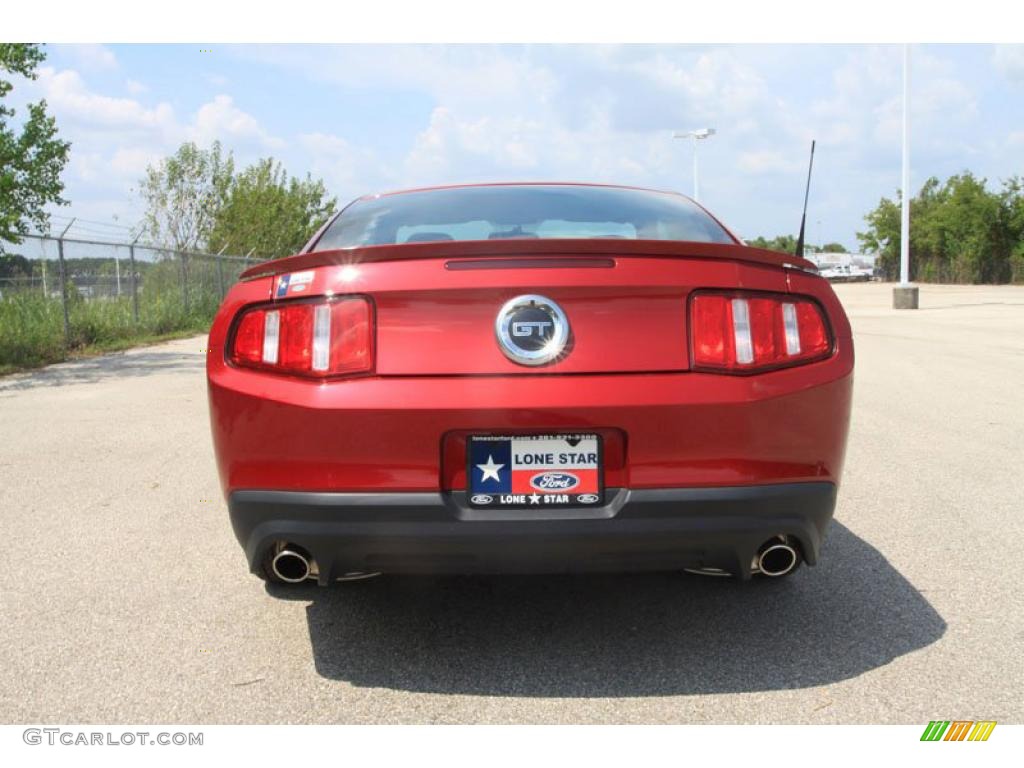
207, 183, 853, 585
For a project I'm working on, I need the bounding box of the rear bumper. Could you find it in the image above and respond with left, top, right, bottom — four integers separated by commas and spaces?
229, 481, 836, 582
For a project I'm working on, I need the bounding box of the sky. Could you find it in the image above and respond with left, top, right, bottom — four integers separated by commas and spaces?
8, 43, 1024, 250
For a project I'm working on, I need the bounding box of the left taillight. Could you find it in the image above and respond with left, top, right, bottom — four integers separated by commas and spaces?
230, 296, 373, 378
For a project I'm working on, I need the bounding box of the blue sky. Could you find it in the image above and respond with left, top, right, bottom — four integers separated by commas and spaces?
10, 44, 1024, 249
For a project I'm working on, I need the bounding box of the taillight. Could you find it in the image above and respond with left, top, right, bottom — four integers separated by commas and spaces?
230, 296, 373, 378
689, 291, 832, 373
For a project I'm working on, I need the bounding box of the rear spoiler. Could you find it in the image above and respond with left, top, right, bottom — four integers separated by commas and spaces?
240, 239, 819, 281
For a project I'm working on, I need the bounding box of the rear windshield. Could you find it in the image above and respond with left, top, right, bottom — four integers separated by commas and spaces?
311, 184, 735, 250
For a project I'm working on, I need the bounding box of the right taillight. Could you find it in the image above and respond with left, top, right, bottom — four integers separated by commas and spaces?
230, 296, 373, 378
689, 291, 832, 373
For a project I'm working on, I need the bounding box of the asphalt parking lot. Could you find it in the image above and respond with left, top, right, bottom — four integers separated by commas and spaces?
1, 282, 1022, 724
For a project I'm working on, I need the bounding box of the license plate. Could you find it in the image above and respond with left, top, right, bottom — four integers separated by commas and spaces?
467, 434, 603, 509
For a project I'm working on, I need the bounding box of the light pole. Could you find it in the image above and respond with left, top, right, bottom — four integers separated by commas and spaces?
893, 44, 919, 309
673, 128, 716, 201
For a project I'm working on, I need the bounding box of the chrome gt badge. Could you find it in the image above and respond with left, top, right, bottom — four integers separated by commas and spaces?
495, 294, 570, 366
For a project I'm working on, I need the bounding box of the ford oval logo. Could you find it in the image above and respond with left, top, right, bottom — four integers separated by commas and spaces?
576, 494, 600, 504
530, 472, 580, 491
470, 494, 493, 505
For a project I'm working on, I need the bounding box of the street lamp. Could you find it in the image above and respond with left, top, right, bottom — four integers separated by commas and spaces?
893, 44, 919, 310
673, 128, 716, 201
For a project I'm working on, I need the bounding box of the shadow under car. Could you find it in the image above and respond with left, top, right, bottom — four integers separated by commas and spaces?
267, 521, 945, 698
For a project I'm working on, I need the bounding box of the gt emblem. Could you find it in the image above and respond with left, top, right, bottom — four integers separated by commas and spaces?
495, 295, 570, 366
512, 320, 553, 337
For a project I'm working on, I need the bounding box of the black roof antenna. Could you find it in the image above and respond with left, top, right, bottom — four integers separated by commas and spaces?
794, 140, 816, 258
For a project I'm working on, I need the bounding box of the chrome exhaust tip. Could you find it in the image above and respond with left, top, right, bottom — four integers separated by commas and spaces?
756, 538, 800, 577
271, 546, 313, 583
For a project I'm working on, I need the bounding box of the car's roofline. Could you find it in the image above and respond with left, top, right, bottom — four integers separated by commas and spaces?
356, 181, 695, 202
315, 181, 743, 250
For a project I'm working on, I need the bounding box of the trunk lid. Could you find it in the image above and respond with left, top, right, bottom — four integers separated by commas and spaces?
252, 241, 799, 376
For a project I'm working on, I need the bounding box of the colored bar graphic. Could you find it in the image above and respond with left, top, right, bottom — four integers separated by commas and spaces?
920, 720, 996, 742
921, 721, 949, 741
968, 721, 997, 741
944, 721, 973, 741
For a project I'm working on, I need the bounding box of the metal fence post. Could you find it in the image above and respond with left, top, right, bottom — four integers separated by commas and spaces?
56, 219, 75, 348
129, 232, 141, 323
215, 243, 228, 299
179, 251, 190, 315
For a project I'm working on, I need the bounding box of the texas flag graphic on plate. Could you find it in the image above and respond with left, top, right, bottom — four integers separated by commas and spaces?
468, 434, 602, 508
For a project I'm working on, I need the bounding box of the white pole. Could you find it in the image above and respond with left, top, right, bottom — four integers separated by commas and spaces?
900, 44, 911, 286
692, 137, 700, 201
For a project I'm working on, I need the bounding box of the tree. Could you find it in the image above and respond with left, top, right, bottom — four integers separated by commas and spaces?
1002, 177, 1024, 282
857, 194, 901, 279
858, 173, 1018, 283
747, 234, 797, 254
0, 253, 31, 278
139, 141, 234, 253
208, 158, 336, 259
0, 44, 71, 251
820, 242, 848, 254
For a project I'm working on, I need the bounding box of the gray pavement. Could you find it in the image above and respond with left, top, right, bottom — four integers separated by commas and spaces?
1, 282, 1022, 723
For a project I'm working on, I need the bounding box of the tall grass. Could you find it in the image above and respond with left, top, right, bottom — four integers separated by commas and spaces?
0, 257, 231, 372
0, 292, 66, 370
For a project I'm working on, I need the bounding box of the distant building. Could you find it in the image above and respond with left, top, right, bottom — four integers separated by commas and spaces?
805, 250, 877, 270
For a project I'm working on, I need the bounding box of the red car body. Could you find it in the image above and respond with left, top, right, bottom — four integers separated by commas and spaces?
207, 183, 853, 584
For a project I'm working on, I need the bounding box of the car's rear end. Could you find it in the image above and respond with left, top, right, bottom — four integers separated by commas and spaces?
207, 184, 853, 584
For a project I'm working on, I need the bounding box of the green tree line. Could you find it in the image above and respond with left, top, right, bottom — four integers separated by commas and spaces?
139, 142, 337, 260
752, 173, 1024, 285
858, 173, 1024, 284
747, 235, 849, 254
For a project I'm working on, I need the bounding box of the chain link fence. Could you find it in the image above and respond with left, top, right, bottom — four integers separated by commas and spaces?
0, 231, 254, 371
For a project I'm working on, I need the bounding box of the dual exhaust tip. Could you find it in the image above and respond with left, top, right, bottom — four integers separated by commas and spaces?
272, 540, 799, 583
271, 546, 313, 583
756, 537, 800, 577
270, 544, 382, 583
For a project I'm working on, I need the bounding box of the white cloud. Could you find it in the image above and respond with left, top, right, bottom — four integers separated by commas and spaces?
38, 68, 282, 154
239, 46, 559, 117
808, 47, 978, 153
70, 151, 105, 183
36, 67, 176, 134
993, 45, 1024, 84
405, 108, 540, 176
65, 44, 118, 72
27, 67, 285, 227
736, 150, 801, 175
402, 104, 673, 191
188, 94, 284, 150
110, 148, 160, 178
30, 44, 1024, 250
299, 132, 389, 199
626, 49, 766, 117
